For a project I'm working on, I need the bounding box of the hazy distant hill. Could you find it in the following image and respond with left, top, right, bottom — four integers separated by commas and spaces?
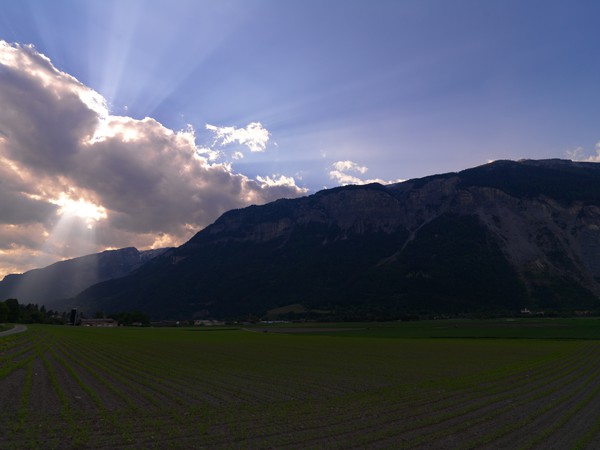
0, 247, 169, 311
75, 159, 600, 320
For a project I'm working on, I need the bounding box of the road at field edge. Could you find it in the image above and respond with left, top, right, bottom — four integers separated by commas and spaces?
0, 324, 27, 337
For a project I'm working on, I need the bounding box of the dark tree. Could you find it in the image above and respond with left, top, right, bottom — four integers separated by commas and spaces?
5, 298, 19, 322
0, 301, 8, 322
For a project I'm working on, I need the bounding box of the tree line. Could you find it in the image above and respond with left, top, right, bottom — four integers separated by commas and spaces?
0, 298, 152, 326
0, 298, 67, 324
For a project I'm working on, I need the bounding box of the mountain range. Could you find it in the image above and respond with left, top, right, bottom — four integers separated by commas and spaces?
0, 247, 168, 312
3, 159, 600, 320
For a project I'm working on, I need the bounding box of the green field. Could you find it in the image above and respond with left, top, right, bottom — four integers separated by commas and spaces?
2, 319, 600, 448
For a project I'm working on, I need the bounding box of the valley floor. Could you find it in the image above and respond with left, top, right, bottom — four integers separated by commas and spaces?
1, 320, 600, 448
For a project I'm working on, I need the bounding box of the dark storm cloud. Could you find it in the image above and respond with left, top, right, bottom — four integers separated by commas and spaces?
0, 190, 57, 225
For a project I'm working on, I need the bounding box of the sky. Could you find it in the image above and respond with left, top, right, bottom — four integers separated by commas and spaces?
0, 0, 600, 278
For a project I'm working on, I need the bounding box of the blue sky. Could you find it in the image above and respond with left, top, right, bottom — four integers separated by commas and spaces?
0, 0, 599, 276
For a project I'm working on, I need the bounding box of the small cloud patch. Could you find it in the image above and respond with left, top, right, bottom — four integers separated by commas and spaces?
329, 160, 404, 186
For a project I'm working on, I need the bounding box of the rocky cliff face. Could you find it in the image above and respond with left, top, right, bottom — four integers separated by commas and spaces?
76, 159, 600, 319
193, 185, 406, 244
191, 160, 600, 301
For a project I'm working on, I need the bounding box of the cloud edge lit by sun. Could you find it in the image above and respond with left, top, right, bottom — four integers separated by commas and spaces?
0, 40, 307, 277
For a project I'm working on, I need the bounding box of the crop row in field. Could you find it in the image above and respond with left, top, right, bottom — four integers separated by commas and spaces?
1, 321, 600, 448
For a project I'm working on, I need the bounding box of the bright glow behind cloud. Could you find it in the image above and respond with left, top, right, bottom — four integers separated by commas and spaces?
52, 194, 108, 227
0, 41, 306, 277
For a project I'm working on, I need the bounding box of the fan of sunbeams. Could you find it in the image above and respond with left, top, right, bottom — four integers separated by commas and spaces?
31, 195, 107, 270
8, 194, 108, 304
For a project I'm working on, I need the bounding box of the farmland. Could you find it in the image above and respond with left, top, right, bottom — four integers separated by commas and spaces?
1, 319, 600, 448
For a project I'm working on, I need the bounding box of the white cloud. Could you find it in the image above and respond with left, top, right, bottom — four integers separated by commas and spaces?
0, 41, 306, 277
566, 146, 585, 161
328, 170, 367, 185
332, 160, 368, 174
590, 142, 600, 162
195, 146, 221, 161
329, 160, 404, 186
566, 142, 600, 162
206, 121, 270, 153
256, 174, 302, 189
